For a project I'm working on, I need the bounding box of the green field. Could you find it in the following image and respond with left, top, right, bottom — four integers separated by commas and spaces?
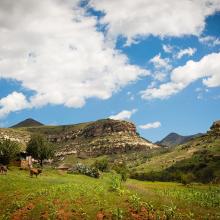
0, 168, 219, 220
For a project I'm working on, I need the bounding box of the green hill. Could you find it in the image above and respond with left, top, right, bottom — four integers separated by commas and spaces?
131, 121, 220, 183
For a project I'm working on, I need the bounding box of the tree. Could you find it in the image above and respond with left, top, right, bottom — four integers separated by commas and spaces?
26, 134, 54, 166
0, 139, 20, 165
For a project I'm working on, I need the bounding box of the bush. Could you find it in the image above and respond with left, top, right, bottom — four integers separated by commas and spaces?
68, 163, 100, 178
0, 139, 20, 165
181, 173, 195, 185
93, 158, 109, 172
113, 161, 128, 182
197, 167, 214, 183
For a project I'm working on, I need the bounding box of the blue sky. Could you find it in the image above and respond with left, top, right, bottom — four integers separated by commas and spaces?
0, 1, 220, 142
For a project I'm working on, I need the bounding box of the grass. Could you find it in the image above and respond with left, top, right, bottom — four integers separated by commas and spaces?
0, 168, 219, 219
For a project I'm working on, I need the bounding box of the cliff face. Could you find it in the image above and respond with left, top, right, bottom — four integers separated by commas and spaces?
209, 120, 220, 135
46, 119, 158, 157
1, 119, 159, 157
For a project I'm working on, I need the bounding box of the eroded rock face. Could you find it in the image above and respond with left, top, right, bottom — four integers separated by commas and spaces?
47, 119, 159, 157
47, 119, 137, 143
210, 120, 220, 135
81, 119, 136, 137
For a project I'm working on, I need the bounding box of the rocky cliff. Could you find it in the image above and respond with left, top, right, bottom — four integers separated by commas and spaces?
209, 120, 220, 136
2, 119, 159, 157
46, 119, 158, 157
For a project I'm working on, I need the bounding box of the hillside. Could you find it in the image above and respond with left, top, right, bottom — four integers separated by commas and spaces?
3, 118, 159, 159
131, 120, 220, 183
11, 118, 44, 128
156, 132, 203, 147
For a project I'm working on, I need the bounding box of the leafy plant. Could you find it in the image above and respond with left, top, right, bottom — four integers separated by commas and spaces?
112, 208, 124, 220
109, 174, 121, 192
129, 194, 142, 212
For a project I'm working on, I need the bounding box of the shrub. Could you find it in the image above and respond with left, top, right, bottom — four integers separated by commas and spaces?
68, 163, 100, 178
197, 167, 214, 183
181, 173, 195, 185
113, 161, 128, 182
0, 139, 20, 165
93, 158, 109, 172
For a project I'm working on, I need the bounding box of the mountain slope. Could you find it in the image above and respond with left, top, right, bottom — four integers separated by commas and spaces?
5, 118, 159, 158
132, 120, 220, 183
11, 118, 44, 128
156, 132, 203, 147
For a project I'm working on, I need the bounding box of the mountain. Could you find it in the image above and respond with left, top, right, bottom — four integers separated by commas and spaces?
4, 118, 159, 158
10, 118, 44, 128
132, 120, 220, 183
26, 119, 159, 157
156, 132, 203, 147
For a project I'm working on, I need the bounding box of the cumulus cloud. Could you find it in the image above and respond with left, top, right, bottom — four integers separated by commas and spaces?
139, 121, 161, 130
176, 47, 197, 59
0, 92, 29, 118
90, 0, 220, 45
150, 54, 171, 70
0, 0, 149, 117
141, 52, 220, 99
109, 109, 137, 120
199, 35, 220, 46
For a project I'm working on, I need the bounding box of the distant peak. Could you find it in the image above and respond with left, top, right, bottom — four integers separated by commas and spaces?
10, 118, 44, 128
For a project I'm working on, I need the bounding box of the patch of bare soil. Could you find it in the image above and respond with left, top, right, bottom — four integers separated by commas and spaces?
11, 203, 35, 220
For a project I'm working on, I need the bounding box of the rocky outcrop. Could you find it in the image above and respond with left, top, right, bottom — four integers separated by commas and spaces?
45, 119, 159, 157
3, 118, 159, 157
209, 120, 220, 136
81, 119, 136, 137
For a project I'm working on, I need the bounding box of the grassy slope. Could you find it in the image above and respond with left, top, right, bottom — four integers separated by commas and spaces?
133, 135, 220, 177
18, 122, 92, 135
0, 168, 219, 220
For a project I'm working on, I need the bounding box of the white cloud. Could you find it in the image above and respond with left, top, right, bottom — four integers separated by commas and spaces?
141, 52, 220, 99
153, 72, 167, 82
176, 47, 197, 59
139, 121, 161, 130
199, 35, 220, 46
90, 0, 220, 45
109, 109, 137, 120
0, 0, 149, 118
163, 44, 173, 53
150, 54, 171, 70
0, 92, 29, 118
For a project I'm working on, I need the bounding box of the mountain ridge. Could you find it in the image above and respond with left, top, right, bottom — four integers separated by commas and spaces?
156, 132, 204, 147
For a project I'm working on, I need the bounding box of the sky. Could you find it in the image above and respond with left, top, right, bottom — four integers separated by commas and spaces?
0, 0, 220, 142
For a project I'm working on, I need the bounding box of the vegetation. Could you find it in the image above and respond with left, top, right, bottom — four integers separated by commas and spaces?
68, 162, 100, 178
92, 158, 109, 172
0, 168, 219, 219
0, 139, 20, 165
26, 134, 54, 166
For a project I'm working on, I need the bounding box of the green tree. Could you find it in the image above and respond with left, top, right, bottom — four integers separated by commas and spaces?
0, 139, 20, 165
26, 134, 54, 166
